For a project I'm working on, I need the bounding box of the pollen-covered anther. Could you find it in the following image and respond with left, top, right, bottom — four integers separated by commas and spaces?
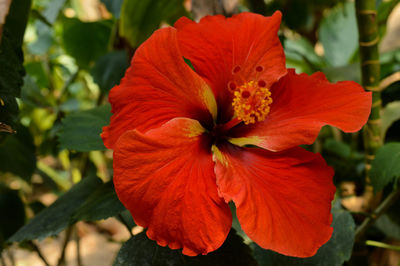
232, 81, 272, 125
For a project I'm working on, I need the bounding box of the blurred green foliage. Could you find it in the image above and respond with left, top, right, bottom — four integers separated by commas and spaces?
252, 205, 356, 266
0, 0, 400, 264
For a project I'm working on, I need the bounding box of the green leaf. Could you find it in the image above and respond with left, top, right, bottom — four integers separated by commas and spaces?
27, 21, 53, 55
370, 143, 400, 192
21, 75, 50, 107
377, 0, 399, 40
3, 0, 31, 47
0, 31, 24, 126
252, 206, 355, 266
284, 37, 326, 73
57, 104, 111, 152
118, 209, 136, 230
62, 18, 112, 68
8, 176, 102, 242
101, 0, 124, 18
119, 0, 188, 48
0, 185, 25, 247
72, 181, 125, 222
114, 230, 257, 266
0, 0, 30, 126
91, 51, 129, 93
183, 57, 195, 71
375, 214, 400, 241
0, 125, 36, 181
24, 61, 50, 89
318, 2, 358, 67
323, 63, 361, 83
381, 101, 400, 139
42, 0, 67, 24
323, 139, 351, 159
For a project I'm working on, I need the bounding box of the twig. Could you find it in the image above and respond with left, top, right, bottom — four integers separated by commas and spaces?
5, 250, 13, 266
29, 241, 51, 266
75, 226, 82, 266
379, 71, 400, 91
57, 70, 80, 106
355, 186, 400, 241
6, 249, 15, 266
349, 211, 375, 218
0, 251, 6, 266
365, 240, 400, 251
57, 226, 73, 266
117, 214, 133, 237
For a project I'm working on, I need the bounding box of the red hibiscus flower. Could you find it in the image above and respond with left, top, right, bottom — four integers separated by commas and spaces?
101, 12, 371, 257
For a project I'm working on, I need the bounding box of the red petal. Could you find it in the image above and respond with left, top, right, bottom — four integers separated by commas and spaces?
213, 144, 335, 257
113, 118, 231, 256
175, 12, 286, 121
230, 69, 372, 151
102, 27, 217, 149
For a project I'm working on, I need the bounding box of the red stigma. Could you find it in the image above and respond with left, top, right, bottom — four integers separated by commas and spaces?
241, 90, 251, 98
233, 66, 241, 74
229, 81, 237, 91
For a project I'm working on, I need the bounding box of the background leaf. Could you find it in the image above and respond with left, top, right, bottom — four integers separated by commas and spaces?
8, 176, 102, 242
2, 0, 31, 47
318, 2, 358, 67
0, 31, 24, 126
119, 0, 188, 48
370, 143, 400, 192
62, 17, 112, 68
42, 0, 67, 24
72, 181, 125, 222
322, 63, 361, 83
252, 206, 355, 266
91, 51, 129, 93
0, 185, 25, 249
0, 125, 36, 181
284, 37, 326, 74
381, 101, 400, 139
114, 230, 257, 266
375, 214, 400, 241
101, 0, 124, 18
0, 0, 30, 126
57, 104, 111, 152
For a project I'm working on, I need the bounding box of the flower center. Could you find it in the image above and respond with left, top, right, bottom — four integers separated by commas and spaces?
231, 80, 272, 125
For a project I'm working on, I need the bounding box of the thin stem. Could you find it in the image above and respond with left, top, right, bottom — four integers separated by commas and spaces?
355, 186, 400, 241
5, 250, 13, 266
29, 241, 51, 266
57, 70, 80, 106
0, 252, 6, 266
365, 240, 400, 251
355, 0, 382, 171
75, 227, 82, 266
96, 90, 106, 106
349, 211, 375, 218
117, 214, 134, 237
57, 226, 73, 266
0, 25, 3, 43
379, 71, 400, 91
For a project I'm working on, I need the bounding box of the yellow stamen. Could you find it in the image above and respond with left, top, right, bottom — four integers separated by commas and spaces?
232, 81, 272, 125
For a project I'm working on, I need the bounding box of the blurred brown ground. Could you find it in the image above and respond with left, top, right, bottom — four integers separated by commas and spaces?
3, 1, 400, 266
